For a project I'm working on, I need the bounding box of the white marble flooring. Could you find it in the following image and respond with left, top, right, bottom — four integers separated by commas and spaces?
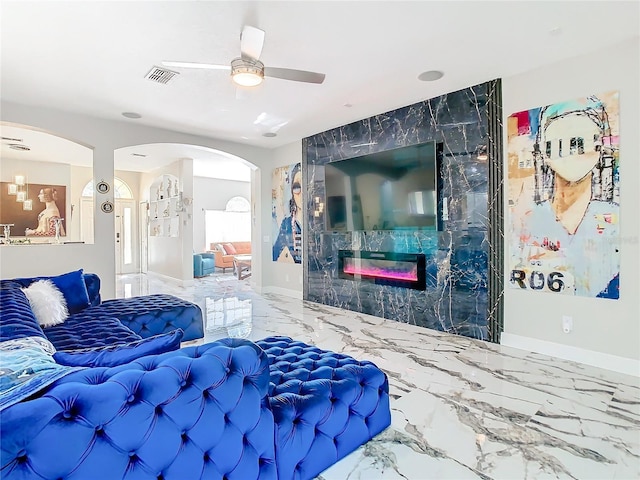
116, 273, 640, 480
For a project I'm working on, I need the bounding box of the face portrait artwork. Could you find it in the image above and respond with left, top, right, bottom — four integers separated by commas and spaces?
272, 163, 302, 263
0, 183, 67, 237
507, 91, 620, 299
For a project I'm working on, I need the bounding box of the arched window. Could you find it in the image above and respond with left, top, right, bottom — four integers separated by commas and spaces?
82, 177, 133, 199
204, 196, 251, 247
226, 196, 250, 212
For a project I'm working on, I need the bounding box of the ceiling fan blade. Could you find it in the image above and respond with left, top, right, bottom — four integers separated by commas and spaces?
162, 61, 230, 71
264, 67, 326, 84
240, 25, 265, 61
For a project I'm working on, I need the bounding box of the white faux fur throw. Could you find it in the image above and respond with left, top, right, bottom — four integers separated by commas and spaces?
22, 280, 69, 328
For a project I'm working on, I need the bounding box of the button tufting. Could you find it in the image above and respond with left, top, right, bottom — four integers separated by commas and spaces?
16, 449, 27, 463
127, 394, 136, 403
180, 379, 187, 387
62, 411, 73, 419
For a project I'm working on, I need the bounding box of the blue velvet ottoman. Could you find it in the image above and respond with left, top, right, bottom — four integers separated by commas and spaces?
98, 294, 204, 341
256, 336, 391, 480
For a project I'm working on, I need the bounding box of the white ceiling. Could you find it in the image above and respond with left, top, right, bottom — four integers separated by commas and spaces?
1, 1, 638, 173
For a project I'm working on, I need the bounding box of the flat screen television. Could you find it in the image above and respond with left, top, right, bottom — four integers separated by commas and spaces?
324, 141, 441, 231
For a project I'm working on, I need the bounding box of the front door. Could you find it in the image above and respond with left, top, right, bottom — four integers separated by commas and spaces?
115, 199, 136, 274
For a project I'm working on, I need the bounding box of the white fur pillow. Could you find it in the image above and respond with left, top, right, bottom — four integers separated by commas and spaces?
22, 280, 69, 328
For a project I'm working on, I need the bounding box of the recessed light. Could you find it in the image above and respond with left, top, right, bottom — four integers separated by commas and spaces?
122, 112, 142, 119
418, 70, 444, 82
343, 103, 353, 108
263, 132, 277, 138
549, 27, 562, 36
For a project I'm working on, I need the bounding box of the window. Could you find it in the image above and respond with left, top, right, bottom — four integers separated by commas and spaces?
205, 196, 251, 246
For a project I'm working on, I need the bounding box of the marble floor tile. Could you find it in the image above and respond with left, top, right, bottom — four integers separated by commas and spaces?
116, 273, 640, 479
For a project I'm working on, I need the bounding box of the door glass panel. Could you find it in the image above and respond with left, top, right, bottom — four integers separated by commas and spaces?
123, 207, 132, 265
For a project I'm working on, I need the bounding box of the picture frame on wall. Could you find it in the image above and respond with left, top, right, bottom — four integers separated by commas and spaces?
96, 181, 110, 194
0, 183, 67, 237
507, 91, 620, 299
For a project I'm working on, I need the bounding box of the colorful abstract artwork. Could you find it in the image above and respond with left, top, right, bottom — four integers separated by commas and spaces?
507, 91, 620, 299
271, 163, 302, 263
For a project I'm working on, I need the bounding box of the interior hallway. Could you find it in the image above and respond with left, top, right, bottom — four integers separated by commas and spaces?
116, 272, 640, 479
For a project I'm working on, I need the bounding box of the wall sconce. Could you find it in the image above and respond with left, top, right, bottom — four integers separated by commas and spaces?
313, 196, 325, 218
476, 145, 488, 161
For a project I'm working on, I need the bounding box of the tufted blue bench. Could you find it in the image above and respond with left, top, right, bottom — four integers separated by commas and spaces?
1, 338, 278, 480
98, 294, 203, 342
256, 336, 391, 480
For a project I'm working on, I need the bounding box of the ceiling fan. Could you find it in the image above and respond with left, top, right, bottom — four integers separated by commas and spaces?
162, 25, 326, 87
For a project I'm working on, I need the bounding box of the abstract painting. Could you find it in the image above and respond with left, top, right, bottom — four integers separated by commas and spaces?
272, 163, 302, 263
507, 91, 620, 299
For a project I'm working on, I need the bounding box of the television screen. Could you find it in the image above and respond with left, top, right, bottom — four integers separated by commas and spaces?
324, 141, 440, 231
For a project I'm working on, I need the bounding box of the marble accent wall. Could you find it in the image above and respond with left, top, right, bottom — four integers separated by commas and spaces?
303, 80, 503, 341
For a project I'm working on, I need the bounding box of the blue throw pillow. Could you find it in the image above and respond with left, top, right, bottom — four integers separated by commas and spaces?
49, 269, 91, 314
53, 329, 184, 367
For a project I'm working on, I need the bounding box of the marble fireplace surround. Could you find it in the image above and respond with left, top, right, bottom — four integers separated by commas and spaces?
303, 80, 504, 342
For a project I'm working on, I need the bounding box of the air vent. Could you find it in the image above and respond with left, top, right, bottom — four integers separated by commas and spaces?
131, 153, 147, 157
144, 66, 179, 84
2, 136, 23, 142
8, 144, 30, 151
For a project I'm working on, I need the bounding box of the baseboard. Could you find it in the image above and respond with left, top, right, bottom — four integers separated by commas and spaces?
500, 333, 640, 378
260, 285, 303, 299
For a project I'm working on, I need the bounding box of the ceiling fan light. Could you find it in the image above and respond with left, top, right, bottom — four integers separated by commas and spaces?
231, 58, 264, 87
233, 72, 263, 87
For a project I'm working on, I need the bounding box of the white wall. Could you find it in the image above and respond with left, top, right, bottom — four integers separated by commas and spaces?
192, 176, 251, 253
501, 38, 640, 375
262, 142, 304, 298
0, 102, 272, 298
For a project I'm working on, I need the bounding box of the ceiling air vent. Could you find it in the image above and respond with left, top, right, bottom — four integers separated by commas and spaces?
8, 143, 31, 151
2, 136, 23, 142
144, 66, 179, 84
131, 153, 147, 157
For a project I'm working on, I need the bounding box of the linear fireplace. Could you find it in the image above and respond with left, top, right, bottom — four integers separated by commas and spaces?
338, 250, 426, 290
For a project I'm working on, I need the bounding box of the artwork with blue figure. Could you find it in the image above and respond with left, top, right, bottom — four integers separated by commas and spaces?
272, 162, 302, 263
507, 91, 620, 299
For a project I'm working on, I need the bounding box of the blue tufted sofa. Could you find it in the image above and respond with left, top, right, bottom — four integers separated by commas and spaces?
0, 273, 391, 479
6, 271, 204, 345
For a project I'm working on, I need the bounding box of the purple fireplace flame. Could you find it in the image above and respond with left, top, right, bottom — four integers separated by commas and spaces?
339, 250, 426, 290
343, 258, 418, 281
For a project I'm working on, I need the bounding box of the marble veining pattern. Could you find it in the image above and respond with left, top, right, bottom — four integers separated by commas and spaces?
303, 81, 502, 342
116, 273, 640, 479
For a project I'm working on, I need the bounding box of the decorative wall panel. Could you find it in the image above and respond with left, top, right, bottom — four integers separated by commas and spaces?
303, 80, 503, 341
